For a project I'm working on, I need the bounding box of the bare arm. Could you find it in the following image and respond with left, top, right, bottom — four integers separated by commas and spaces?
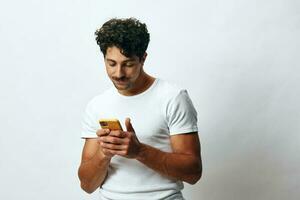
99, 118, 202, 184
136, 133, 202, 184
78, 131, 112, 193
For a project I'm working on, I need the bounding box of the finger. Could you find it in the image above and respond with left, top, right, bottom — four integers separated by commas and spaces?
96, 129, 110, 137
104, 149, 126, 156
99, 135, 125, 144
109, 130, 126, 138
114, 150, 128, 156
125, 118, 135, 132
101, 148, 114, 157
100, 142, 127, 150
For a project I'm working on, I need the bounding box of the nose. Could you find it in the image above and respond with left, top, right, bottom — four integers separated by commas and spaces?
115, 65, 125, 78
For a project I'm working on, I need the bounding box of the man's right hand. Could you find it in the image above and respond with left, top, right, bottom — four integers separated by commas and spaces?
96, 128, 114, 158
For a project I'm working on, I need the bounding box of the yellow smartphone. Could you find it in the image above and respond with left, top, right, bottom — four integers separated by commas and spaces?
99, 118, 123, 131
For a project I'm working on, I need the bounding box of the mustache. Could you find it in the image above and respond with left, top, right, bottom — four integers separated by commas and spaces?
113, 77, 128, 81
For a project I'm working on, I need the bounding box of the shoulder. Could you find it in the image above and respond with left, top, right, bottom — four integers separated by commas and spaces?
84, 87, 114, 110
156, 79, 192, 108
156, 78, 186, 100
156, 79, 195, 112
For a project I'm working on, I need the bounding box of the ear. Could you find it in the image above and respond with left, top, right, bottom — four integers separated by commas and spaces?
141, 52, 147, 63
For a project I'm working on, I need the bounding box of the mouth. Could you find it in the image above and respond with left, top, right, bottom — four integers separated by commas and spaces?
114, 80, 128, 85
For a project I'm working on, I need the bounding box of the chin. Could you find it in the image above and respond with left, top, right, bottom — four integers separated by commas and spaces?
113, 83, 130, 90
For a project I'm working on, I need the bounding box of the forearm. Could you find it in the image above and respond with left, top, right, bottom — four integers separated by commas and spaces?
78, 149, 111, 193
136, 143, 202, 184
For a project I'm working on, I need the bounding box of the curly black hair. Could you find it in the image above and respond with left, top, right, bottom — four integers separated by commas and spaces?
95, 18, 150, 60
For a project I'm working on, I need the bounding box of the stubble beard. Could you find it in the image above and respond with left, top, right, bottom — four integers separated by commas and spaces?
113, 80, 131, 91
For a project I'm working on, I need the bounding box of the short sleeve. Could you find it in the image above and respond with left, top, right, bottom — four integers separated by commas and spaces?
167, 89, 198, 135
81, 100, 99, 139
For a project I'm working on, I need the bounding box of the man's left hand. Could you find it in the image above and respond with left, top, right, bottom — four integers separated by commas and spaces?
98, 118, 141, 158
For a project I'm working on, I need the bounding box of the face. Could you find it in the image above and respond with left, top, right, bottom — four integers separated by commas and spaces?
104, 46, 146, 92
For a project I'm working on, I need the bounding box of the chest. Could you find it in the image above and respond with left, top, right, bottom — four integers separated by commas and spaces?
94, 98, 171, 150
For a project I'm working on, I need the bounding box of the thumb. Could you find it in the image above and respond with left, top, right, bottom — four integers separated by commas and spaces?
125, 118, 135, 133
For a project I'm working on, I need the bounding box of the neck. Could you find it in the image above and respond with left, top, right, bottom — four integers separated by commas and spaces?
118, 72, 155, 96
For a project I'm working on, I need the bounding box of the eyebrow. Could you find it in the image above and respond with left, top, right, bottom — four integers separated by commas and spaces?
106, 58, 136, 63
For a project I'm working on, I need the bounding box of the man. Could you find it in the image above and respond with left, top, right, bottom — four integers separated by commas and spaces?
78, 17, 202, 200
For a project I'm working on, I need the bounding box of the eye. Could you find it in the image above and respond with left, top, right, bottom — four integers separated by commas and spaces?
124, 62, 135, 67
108, 62, 116, 67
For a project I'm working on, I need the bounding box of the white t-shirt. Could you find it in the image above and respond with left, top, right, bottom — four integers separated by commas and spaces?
81, 78, 198, 200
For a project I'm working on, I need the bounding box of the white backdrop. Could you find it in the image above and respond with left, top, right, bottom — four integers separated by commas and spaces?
0, 0, 299, 199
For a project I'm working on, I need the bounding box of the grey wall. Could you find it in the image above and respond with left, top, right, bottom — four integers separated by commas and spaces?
0, 0, 299, 199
